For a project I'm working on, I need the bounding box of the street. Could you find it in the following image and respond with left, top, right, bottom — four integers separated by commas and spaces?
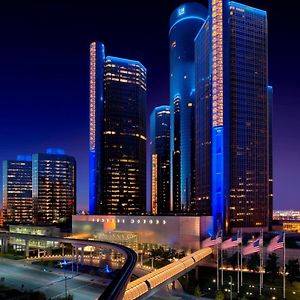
0, 257, 107, 300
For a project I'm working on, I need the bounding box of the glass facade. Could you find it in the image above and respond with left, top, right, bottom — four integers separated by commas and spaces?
89, 43, 147, 215
268, 86, 273, 228
150, 106, 170, 214
169, 3, 207, 212
2, 157, 32, 225
195, 0, 271, 232
102, 56, 146, 215
195, 18, 212, 216
32, 149, 76, 225
227, 2, 269, 231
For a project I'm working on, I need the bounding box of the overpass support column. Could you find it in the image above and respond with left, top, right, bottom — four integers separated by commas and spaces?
80, 246, 84, 265
61, 243, 65, 257
25, 240, 29, 257
195, 266, 199, 281
1, 238, 8, 253
75, 245, 79, 263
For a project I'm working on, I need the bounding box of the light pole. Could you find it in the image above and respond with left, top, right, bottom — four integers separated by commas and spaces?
61, 258, 68, 299
229, 275, 233, 300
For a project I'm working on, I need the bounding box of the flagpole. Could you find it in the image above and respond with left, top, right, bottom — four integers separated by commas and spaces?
217, 242, 219, 290
221, 230, 223, 286
240, 229, 243, 287
237, 232, 240, 294
283, 232, 286, 299
262, 229, 264, 294
259, 229, 263, 296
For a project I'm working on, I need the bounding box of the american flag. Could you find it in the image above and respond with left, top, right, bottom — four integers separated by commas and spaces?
243, 238, 262, 256
221, 234, 242, 250
267, 235, 284, 253
202, 232, 222, 248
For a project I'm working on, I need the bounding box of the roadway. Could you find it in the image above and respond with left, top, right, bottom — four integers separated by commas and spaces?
0, 232, 137, 300
0, 257, 106, 300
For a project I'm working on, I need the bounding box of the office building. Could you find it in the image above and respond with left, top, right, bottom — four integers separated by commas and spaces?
2, 156, 32, 225
150, 105, 170, 214
195, 0, 271, 232
89, 42, 147, 215
32, 148, 76, 225
268, 86, 273, 227
169, 3, 208, 213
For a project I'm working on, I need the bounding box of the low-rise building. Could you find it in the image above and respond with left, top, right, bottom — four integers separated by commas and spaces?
72, 215, 212, 252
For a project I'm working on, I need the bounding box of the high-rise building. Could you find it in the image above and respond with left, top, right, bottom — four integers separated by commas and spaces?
268, 86, 273, 228
32, 148, 76, 225
169, 3, 207, 213
2, 156, 32, 225
195, 0, 271, 233
150, 106, 171, 214
195, 17, 211, 217
89, 42, 147, 215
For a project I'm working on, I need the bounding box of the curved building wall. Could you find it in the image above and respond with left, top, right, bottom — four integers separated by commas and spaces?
169, 3, 207, 212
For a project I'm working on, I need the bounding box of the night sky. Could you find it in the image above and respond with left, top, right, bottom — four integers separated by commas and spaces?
0, 0, 299, 211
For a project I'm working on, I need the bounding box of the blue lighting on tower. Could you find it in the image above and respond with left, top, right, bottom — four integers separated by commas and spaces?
46, 148, 65, 155
170, 2, 207, 212
89, 42, 105, 215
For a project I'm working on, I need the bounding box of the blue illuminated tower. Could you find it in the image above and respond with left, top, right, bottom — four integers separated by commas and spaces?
89, 42, 147, 215
195, 0, 271, 232
169, 3, 207, 212
150, 105, 170, 214
268, 86, 273, 228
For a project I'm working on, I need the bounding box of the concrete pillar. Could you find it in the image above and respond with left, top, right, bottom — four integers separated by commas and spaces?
37, 248, 40, 258
90, 249, 93, 265
75, 246, 79, 263
25, 240, 29, 257
195, 266, 199, 281
61, 243, 65, 257
1, 238, 6, 253
80, 246, 84, 265
172, 281, 176, 290
4, 239, 9, 253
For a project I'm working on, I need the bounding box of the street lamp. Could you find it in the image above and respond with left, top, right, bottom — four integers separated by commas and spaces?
60, 257, 68, 299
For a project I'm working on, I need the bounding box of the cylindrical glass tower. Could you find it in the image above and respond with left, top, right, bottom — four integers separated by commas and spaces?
169, 2, 207, 212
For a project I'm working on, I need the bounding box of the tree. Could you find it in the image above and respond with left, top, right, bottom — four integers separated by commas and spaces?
194, 284, 203, 298
215, 290, 225, 300
247, 253, 260, 271
265, 253, 279, 281
286, 259, 300, 284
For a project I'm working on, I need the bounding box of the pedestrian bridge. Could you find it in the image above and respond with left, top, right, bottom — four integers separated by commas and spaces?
124, 247, 212, 300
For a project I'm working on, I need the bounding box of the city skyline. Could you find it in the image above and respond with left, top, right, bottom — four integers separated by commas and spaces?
0, 0, 299, 211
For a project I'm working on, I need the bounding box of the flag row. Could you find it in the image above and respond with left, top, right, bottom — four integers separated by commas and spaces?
202, 233, 284, 256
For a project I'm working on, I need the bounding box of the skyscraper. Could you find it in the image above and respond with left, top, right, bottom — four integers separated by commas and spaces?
195, 0, 271, 233
169, 3, 207, 213
268, 86, 273, 228
150, 106, 171, 214
32, 148, 76, 225
89, 42, 147, 215
2, 156, 32, 225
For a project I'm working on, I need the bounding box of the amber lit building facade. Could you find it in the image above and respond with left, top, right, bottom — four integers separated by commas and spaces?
89, 42, 147, 215
2, 156, 32, 225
